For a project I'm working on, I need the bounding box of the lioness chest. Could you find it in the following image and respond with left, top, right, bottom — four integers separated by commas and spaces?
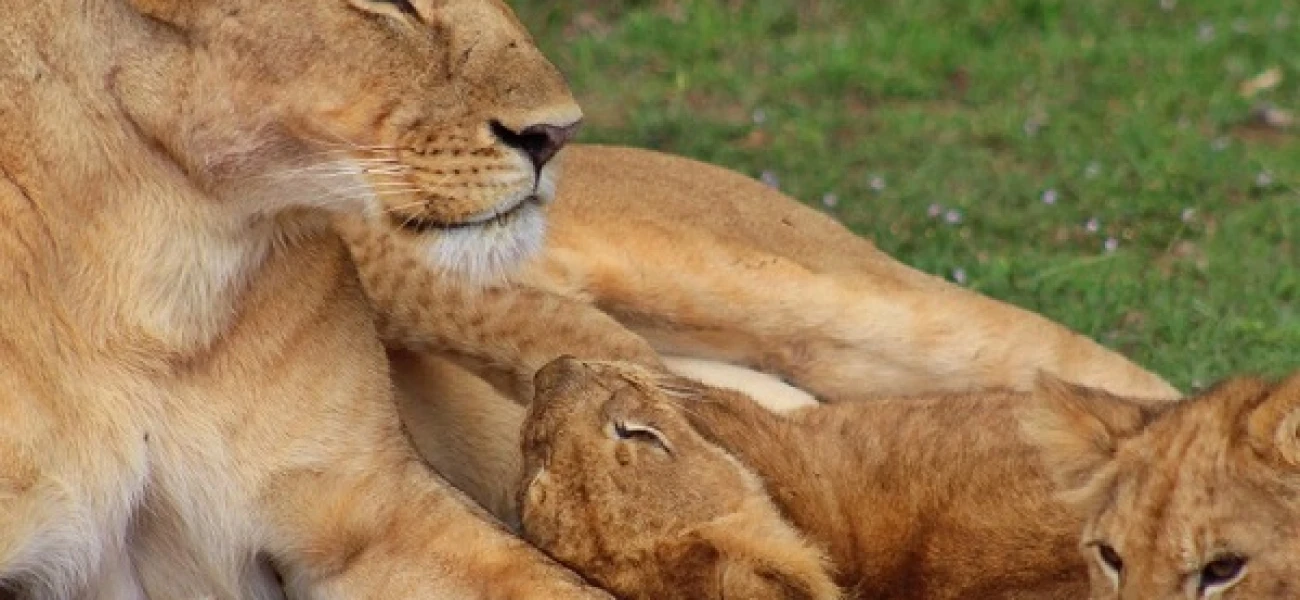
120, 234, 400, 596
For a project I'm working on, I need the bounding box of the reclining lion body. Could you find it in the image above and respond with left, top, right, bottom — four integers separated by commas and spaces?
348, 144, 1180, 404
0, 0, 607, 597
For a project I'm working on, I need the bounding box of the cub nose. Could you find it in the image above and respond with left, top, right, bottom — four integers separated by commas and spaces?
491, 119, 582, 171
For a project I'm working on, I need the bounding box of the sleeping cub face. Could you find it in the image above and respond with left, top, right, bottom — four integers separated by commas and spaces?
518, 357, 840, 600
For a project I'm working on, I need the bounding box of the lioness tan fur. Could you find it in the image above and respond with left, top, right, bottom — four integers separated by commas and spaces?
0, 0, 611, 597
410, 356, 1095, 598
344, 144, 1181, 404
1021, 372, 1300, 599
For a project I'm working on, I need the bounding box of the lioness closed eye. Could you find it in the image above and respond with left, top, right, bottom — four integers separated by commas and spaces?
1021, 372, 1300, 599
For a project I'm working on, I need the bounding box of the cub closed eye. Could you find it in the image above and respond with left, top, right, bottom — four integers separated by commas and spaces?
351, 0, 419, 19
611, 421, 671, 453
1199, 555, 1247, 593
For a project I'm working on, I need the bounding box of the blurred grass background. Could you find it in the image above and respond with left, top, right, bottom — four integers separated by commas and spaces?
509, 0, 1299, 391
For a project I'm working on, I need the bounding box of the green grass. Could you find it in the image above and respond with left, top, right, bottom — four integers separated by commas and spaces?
509, 0, 1300, 391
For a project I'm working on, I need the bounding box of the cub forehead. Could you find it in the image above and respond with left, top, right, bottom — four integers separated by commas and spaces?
1103, 442, 1297, 555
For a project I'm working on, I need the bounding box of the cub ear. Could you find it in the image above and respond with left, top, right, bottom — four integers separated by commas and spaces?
1018, 373, 1159, 506
1246, 373, 1300, 468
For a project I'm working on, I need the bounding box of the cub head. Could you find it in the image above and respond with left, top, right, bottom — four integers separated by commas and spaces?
112, 0, 580, 278
519, 357, 841, 600
1020, 372, 1300, 599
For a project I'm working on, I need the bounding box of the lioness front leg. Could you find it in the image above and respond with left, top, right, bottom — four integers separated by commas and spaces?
260, 437, 608, 599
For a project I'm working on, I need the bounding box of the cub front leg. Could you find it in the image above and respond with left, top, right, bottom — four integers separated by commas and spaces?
338, 214, 661, 403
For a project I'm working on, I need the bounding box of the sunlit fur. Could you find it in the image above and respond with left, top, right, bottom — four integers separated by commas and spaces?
1021, 373, 1300, 599
520, 359, 841, 600
0, 0, 610, 597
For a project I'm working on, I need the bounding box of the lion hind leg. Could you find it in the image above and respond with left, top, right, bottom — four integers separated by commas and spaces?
552, 236, 1179, 402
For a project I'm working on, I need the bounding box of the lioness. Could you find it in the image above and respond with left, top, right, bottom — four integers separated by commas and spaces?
1021, 371, 1300, 598
0, 0, 608, 597
403, 353, 1094, 598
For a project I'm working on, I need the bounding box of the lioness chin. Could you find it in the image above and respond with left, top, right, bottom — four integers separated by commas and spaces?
0, 0, 607, 598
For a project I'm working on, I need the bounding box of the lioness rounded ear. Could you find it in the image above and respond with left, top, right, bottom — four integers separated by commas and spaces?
1245, 374, 1300, 468
1018, 372, 1158, 506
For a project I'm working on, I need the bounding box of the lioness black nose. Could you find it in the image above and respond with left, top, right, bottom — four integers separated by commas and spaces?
491, 119, 582, 171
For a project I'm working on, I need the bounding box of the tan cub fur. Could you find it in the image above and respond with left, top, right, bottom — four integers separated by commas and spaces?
345, 144, 1181, 404
1021, 372, 1300, 599
391, 351, 816, 533
521, 359, 842, 600
413, 356, 1094, 598
0, 0, 608, 598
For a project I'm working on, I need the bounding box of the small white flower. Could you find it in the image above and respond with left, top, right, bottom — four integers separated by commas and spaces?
752, 109, 768, 125
821, 192, 839, 208
945, 209, 963, 224
1041, 189, 1059, 205
928, 203, 943, 218
1181, 207, 1197, 223
951, 268, 968, 285
1198, 22, 1216, 42
1256, 171, 1274, 188
1104, 237, 1119, 253
869, 175, 887, 191
1160, 0, 1176, 11
1085, 217, 1101, 233
760, 170, 780, 188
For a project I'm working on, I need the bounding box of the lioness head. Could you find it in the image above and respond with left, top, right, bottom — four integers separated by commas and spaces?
1020, 373, 1300, 599
518, 357, 841, 600
110, 0, 580, 276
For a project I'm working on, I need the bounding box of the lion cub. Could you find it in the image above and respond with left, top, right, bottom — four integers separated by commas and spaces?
1021, 372, 1300, 598
516, 358, 1091, 599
